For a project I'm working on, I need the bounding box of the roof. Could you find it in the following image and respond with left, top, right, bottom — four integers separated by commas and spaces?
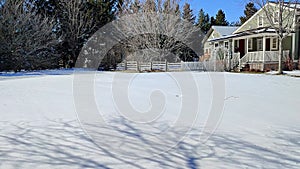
234, 2, 300, 34
208, 27, 279, 42
211, 26, 239, 37
202, 26, 239, 43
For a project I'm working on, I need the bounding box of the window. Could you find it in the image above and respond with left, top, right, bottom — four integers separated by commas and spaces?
234, 40, 239, 52
273, 11, 279, 23
234, 40, 239, 48
224, 41, 229, 49
258, 15, 263, 27
248, 38, 253, 50
257, 38, 263, 51
271, 38, 278, 50
214, 43, 219, 48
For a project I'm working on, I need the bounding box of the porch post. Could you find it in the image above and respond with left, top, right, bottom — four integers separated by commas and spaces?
292, 33, 296, 61
262, 36, 266, 71
229, 39, 232, 71
246, 38, 249, 54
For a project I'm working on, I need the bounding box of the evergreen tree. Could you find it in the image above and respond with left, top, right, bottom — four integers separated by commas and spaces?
182, 3, 195, 24
196, 8, 211, 34
215, 9, 228, 26
210, 16, 216, 26
32, 0, 117, 68
240, 2, 258, 24
59, 0, 117, 67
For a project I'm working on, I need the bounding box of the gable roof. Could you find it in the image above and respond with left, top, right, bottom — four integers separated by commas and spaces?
212, 26, 239, 37
203, 26, 238, 43
234, 2, 300, 34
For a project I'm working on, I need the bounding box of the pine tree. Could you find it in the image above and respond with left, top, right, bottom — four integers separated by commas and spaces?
215, 9, 228, 26
210, 16, 216, 26
182, 3, 195, 24
196, 8, 211, 34
240, 2, 258, 24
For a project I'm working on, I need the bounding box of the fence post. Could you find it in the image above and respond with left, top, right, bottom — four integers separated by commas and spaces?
150, 61, 153, 71
124, 60, 127, 70
238, 58, 241, 72
136, 61, 139, 72
165, 60, 168, 72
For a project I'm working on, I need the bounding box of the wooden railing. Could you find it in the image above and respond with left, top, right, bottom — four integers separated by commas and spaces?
239, 50, 290, 67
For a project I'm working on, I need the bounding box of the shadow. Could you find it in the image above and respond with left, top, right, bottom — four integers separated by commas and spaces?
0, 118, 299, 169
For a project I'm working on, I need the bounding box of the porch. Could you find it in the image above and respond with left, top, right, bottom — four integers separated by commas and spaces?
238, 50, 290, 71
233, 34, 293, 71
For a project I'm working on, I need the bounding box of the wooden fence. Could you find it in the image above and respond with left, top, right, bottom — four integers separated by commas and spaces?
116, 61, 225, 72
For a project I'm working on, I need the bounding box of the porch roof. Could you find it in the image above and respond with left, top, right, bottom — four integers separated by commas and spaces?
208, 27, 278, 42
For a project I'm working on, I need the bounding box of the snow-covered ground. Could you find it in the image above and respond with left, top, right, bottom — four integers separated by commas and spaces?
267, 70, 300, 77
0, 71, 300, 169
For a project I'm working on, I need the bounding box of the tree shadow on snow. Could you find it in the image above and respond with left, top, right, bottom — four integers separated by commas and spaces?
0, 119, 299, 169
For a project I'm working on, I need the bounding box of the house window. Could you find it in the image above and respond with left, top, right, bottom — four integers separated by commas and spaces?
257, 38, 263, 51
224, 41, 229, 49
234, 40, 239, 52
258, 15, 263, 27
248, 38, 253, 50
273, 11, 279, 23
214, 43, 219, 48
271, 37, 278, 50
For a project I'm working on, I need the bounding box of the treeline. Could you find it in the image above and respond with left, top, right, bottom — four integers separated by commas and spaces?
0, 0, 118, 71
196, 2, 258, 34
0, 0, 258, 72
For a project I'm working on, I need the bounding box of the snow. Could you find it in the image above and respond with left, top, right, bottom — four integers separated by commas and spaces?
0, 70, 300, 169
267, 70, 300, 77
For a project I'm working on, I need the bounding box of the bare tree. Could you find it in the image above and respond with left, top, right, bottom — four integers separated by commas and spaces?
0, 0, 59, 71
115, 0, 202, 63
252, 0, 299, 74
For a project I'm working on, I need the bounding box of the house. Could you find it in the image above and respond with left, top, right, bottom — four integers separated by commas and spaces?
202, 2, 300, 71
202, 26, 239, 70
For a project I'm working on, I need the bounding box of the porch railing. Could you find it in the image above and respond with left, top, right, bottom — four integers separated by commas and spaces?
240, 50, 290, 66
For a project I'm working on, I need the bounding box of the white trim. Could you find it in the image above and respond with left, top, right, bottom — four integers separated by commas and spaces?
258, 15, 264, 27
292, 32, 296, 60
248, 38, 253, 50
257, 38, 263, 51
271, 37, 278, 50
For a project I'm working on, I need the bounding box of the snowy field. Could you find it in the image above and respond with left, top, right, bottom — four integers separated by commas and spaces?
0, 70, 300, 169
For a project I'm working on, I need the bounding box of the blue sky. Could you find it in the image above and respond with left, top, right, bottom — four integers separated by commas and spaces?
185, 0, 250, 23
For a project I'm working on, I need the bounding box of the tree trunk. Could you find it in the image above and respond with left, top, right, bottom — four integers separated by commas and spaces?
278, 38, 283, 74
